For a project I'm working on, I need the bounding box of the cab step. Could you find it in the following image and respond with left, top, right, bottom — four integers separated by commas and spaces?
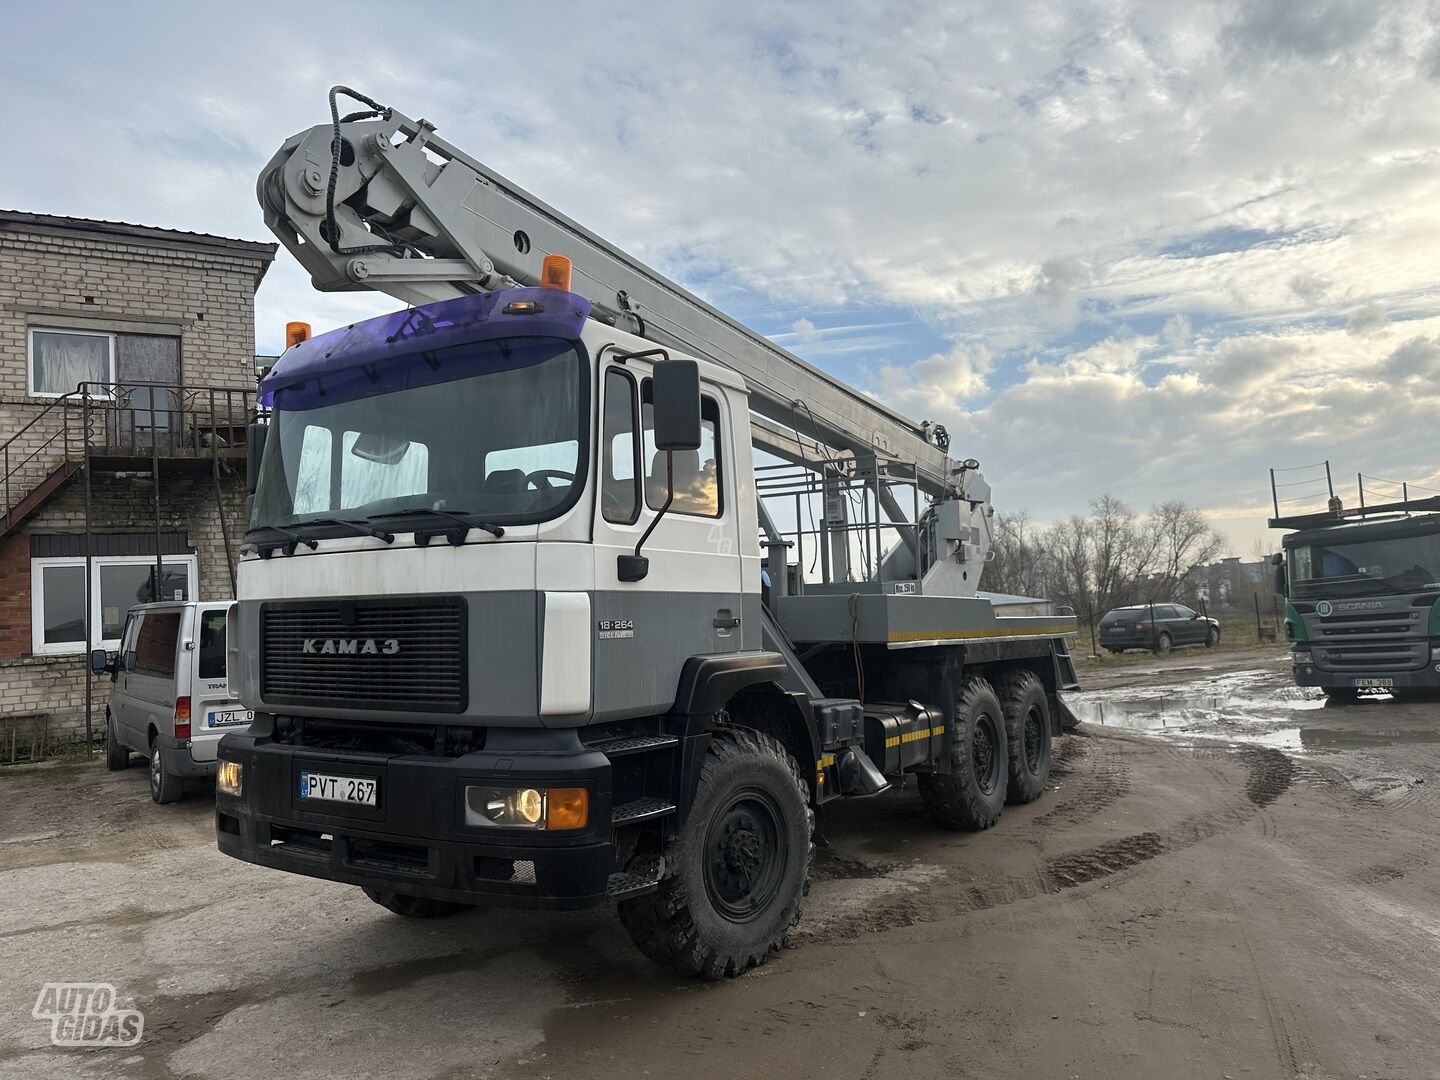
606, 856, 665, 901
611, 797, 677, 825
590, 734, 679, 758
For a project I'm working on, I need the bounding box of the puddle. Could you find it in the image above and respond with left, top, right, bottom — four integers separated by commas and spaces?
1064, 669, 1440, 756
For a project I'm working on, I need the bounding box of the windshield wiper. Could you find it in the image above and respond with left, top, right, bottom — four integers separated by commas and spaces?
245, 524, 319, 558
369, 508, 504, 546
301, 517, 396, 544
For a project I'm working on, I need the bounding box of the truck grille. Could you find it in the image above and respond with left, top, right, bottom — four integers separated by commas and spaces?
261, 597, 467, 713
1305, 608, 1427, 672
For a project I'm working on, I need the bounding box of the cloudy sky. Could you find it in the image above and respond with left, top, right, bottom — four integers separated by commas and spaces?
6, 1, 1440, 553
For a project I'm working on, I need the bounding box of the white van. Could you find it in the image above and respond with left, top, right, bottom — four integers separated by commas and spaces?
91, 600, 253, 803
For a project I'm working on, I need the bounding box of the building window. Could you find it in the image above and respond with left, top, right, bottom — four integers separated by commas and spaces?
30, 555, 197, 655
28, 328, 115, 397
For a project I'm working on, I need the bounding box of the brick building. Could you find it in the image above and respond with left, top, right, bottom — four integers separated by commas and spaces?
0, 211, 275, 753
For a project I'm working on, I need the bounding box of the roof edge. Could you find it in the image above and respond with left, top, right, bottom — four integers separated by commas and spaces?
0, 210, 277, 261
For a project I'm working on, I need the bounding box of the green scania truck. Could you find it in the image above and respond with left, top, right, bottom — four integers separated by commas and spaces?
1270, 467, 1440, 700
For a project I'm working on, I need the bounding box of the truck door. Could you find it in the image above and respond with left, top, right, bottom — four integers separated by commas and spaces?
591, 361, 743, 722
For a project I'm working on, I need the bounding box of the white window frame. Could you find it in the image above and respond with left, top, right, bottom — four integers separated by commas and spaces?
27, 327, 116, 398
30, 554, 198, 655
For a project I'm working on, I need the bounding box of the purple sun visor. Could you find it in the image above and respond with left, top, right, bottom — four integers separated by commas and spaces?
258, 287, 591, 408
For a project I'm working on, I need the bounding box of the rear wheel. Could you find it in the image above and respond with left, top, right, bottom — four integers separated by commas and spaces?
148, 735, 184, 804
1000, 672, 1051, 805
363, 889, 474, 918
618, 726, 812, 980
1153, 632, 1173, 656
105, 712, 129, 771
918, 678, 1008, 830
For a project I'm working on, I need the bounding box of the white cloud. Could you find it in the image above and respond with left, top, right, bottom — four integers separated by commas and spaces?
1161, 313, 1193, 350
1345, 303, 1389, 337
3, 1, 1439, 557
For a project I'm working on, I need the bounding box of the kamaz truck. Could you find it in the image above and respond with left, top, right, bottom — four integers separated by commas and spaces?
1270, 465, 1440, 700
215, 88, 1080, 978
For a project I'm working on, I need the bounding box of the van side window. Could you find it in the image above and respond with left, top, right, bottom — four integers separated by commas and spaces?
198, 611, 227, 680
641, 382, 723, 518
602, 369, 640, 524
133, 611, 181, 677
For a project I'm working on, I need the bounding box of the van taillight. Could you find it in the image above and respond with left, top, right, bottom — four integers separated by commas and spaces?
174, 696, 191, 740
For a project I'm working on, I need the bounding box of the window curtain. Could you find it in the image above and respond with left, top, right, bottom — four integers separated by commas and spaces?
32, 332, 109, 394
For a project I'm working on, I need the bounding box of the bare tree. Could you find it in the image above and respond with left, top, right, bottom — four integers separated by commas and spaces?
1144, 500, 1227, 602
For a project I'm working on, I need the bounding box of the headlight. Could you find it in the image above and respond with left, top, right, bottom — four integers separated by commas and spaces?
216, 760, 243, 797
1293, 649, 1312, 665
1430, 646, 1440, 661
463, 785, 589, 830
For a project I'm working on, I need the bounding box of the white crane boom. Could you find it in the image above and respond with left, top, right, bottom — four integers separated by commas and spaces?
257, 90, 966, 499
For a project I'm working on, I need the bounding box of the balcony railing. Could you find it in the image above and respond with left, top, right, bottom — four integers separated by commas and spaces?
2, 381, 260, 531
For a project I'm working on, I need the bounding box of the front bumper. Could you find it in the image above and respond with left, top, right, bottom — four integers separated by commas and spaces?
215, 727, 621, 910
1292, 655, 1440, 689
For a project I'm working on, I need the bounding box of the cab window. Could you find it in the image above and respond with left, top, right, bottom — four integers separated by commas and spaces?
602, 369, 640, 524
641, 382, 722, 518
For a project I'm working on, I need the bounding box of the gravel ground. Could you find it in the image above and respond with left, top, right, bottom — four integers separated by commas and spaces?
4, 652, 1440, 1079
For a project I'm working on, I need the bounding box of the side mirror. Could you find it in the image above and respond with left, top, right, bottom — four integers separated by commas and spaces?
89, 648, 111, 675
246, 421, 268, 495
122, 650, 137, 673
651, 358, 701, 451
1273, 559, 1288, 597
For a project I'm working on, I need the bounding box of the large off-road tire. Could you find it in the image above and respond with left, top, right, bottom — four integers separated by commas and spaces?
105, 712, 129, 771
362, 888, 474, 918
918, 677, 1008, 831
618, 726, 813, 981
1000, 672, 1052, 805
1153, 632, 1173, 656
148, 735, 184, 804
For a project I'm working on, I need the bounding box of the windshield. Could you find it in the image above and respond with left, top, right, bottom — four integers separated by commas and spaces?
250, 336, 586, 534
1289, 531, 1440, 597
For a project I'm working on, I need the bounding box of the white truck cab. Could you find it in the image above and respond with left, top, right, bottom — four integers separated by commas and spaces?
92, 600, 253, 803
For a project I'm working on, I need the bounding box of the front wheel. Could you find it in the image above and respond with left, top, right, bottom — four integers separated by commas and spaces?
618, 726, 812, 980
918, 677, 1008, 830
105, 713, 129, 771
363, 888, 474, 918
1205, 626, 1220, 648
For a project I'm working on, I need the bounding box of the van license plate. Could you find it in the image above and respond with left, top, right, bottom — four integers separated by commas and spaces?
299, 772, 378, 806
1353, 678, 1394, 688
207, 708, 253, 728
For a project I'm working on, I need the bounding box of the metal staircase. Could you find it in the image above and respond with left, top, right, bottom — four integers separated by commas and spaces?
0, 382, 259, 542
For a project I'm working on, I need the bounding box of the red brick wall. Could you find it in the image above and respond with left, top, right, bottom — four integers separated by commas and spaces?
0, 529, 30, 660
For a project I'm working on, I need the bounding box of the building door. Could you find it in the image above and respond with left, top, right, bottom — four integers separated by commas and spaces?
112, 335, 180, 449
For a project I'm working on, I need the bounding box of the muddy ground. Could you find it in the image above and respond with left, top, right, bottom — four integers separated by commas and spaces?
5, 650, 1440, 1079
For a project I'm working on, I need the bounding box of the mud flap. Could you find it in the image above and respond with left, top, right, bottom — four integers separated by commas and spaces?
1053, 693, 1081, 734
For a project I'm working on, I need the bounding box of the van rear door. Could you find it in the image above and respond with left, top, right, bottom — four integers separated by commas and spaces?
189, 606, 251, 761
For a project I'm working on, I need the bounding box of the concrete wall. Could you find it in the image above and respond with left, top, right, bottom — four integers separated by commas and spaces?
0, 214, 273, 752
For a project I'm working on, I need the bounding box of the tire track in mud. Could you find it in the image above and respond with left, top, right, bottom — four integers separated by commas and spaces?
1030, 733, 1132, 831
801, 741, 1297, 941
